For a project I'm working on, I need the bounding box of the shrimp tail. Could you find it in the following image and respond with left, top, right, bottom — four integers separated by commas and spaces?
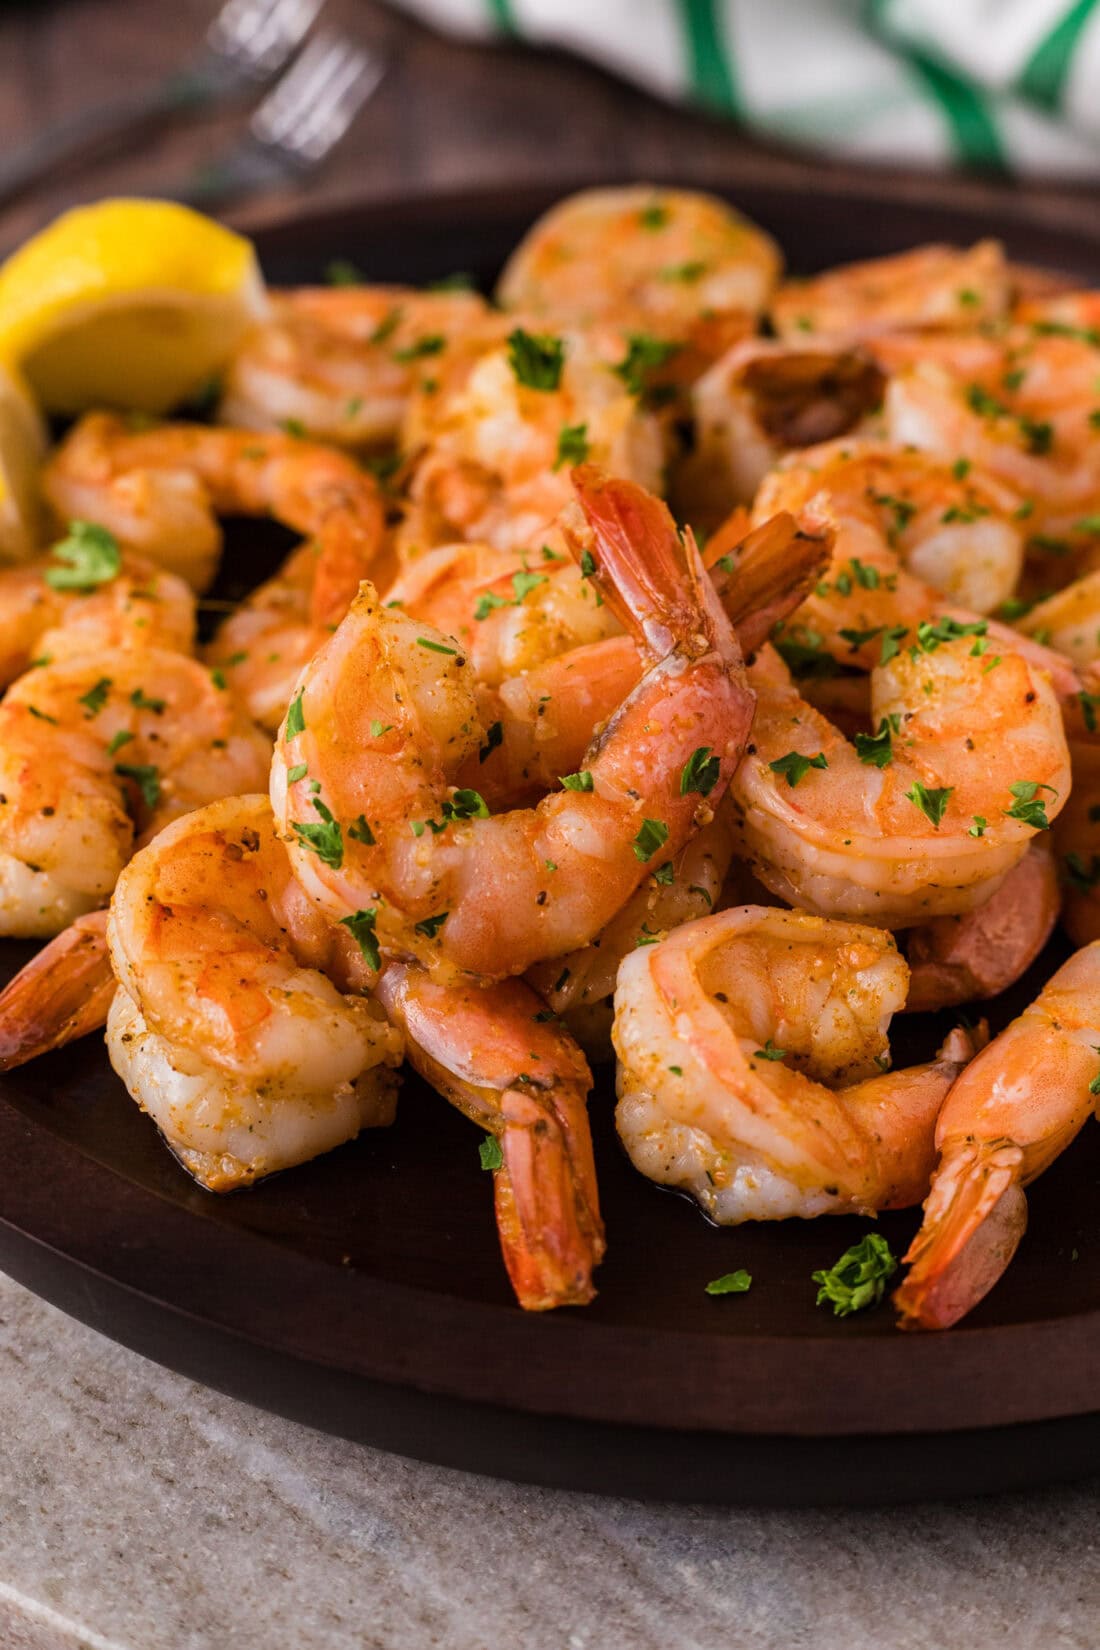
563, 464, 738, 663
375, 965, 604, 1310
894, 1139, 1028, 1329
709, 510, 835, 656
0, 910, 114, 1071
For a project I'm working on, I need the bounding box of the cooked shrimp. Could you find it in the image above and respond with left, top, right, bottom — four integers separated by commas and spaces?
903, 838, 1060, 1012
219, 285, 491, 447
376, 964, 603, 1309
730, 629, 1070, 928
895, 942, 1100, 1329
107, 794, 403, 1191
756, 439, 1026, 616
496, 186, 780, 356
0, 542, 194, 687
41, 415, 385, 593
771, 241, 1009, 340
613, 905, 978, 1223
395, 328, 664, 560
0, 649, 270, 936
273, 467, 754, 982
1016, 570, 1100, 666
679, 338, 885, 523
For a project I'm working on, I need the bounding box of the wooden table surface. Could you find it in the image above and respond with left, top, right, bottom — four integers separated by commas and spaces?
1, 0, 1098, 257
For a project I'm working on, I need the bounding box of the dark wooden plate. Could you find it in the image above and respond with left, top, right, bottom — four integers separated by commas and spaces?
3, 179, 1100, 1507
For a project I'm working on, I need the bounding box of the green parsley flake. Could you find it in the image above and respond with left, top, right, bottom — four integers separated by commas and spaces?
78, 677, 112, 718
1004, 780, 1055, 830
554, 422, 589, 470
680, 745, 721, 797
414, 911, 449, 939
479, 721, 503, 763
44, 521, 121, 591
285, 692, 306, 739
114, 761, 161, 809
812, 1233, 897, 1317
416, 637, 458, 655
507, 328, 565, 391
393, 333, 446, 363
906, 783, 953, 828
286, 762, 308, 784
769, 750, 828, 787
348, 815, 375, 845
633, 818, 670, 862
340, 908, 381, 971
479, 1135, 504, 1171
560, 770, 594, 792
753, 1039, 786, 1062
705, 1270, 752, 1296
613, 334, 681, 397
292, 798, 344, 867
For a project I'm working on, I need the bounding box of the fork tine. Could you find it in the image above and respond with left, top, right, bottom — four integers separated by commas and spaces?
251, 32, 383, 160
208, 0, 326, 78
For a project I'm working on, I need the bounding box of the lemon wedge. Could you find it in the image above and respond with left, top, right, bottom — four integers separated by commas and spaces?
0, 199, 268, 415
0, 364, 46, 561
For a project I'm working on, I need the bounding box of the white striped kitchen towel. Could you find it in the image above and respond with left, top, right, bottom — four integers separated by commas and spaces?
390, 0, 1100, 176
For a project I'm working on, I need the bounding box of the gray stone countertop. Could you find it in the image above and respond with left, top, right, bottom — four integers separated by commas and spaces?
1, 1268, 1098, 1650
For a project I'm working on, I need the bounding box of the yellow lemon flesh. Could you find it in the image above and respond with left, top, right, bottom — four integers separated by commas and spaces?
0, 364, 46, 561
0, 199, 268, 415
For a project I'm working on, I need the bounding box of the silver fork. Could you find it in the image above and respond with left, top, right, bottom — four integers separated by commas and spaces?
0, 0, 326, 208
175, 32, 385, 208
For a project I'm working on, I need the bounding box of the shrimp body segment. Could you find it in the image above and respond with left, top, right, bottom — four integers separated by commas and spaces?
274, 470, 755, 983
107, 795, 403, 1192
732, 630, 1069, 928
896, 942, 1100, 1330
614, 905, 977, 1223
0, 649, 270, 936
42, 415, 385, 594
771, 241, 1009, 340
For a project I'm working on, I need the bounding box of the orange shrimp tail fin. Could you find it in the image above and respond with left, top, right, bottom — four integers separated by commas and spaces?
712, 511, 834, 657
0, 911, 115, 1072
894, 1140, 1028, 1330
563, 465, 737, 664
375, 965, 605, 1311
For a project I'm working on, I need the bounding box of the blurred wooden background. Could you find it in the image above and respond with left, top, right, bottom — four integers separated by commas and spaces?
0, 0, 1097, 253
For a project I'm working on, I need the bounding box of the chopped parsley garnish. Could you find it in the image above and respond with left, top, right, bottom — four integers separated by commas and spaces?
969, 816, 988, 838
78, 677, 111, 718
639, 201, 669, 229
26, 704, 57, 723
613, 333, 681, 397
292, 798, 344, 867
280, 417, 306, 439
474, 568, 548, 620
966, 383, 1008, 420
348, 815, 375, 845
773, 631, 839, 680
285, 691, 306, 739
633, 818, 670, 862
44, 521, 121, 591
660, 260, 706, 283
753, 1039, 786, 1062
854, 720, 894, 768
838, 625, 886, 652
1079, 690, 1100, 734
286, 762, 308, 784
130, 687, 165, 714
449, 788, 489, 819
879, 625, 909, 665
653, 861, 675, 885
997, 596, 1034, 622
106, 729, 134, 756
705, 1270, 752, 1296
414, 911, 449, 939
507, 327, 565, 391
560, 770, 594, 791
915, 617, 987, 653
340, 907, 380, 971
769, 750, 828, 787
114, 761, 161, 809
1003, 780, 1055, 830
1020, 416, 1054, 455
479, 1135, 504, 1171
416, 637, 458, 655
680, 745, 720, 797
554, 422, 589, 470
906, 783, 953, 827
369, 720, 394, 738
393, 333, 446, 363
1064, 852, 1100, 892
812, 1233, 897, 1317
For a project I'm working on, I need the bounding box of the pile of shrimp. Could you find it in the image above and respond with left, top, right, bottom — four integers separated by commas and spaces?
5, 185, 1100, 1330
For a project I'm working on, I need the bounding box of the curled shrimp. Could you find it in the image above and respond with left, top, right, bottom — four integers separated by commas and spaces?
220, 285, 491, 447
771, 241, 1009, 340
107, 794, 403, 1191
680, 337, 885, 522
613, 905, 978, 1223
895, 942, 1100, 1329
376, 964, 603, 1309
273, 467, 754, 982
0, 544, 194, 688
756, 438, 1026, 616
0, 649, 270, 936
496, 186, 780, 353
0, 909, 114, 1070
731, 626, 1071, 928
41, 415, 385, 593
395, 328, 665, 561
